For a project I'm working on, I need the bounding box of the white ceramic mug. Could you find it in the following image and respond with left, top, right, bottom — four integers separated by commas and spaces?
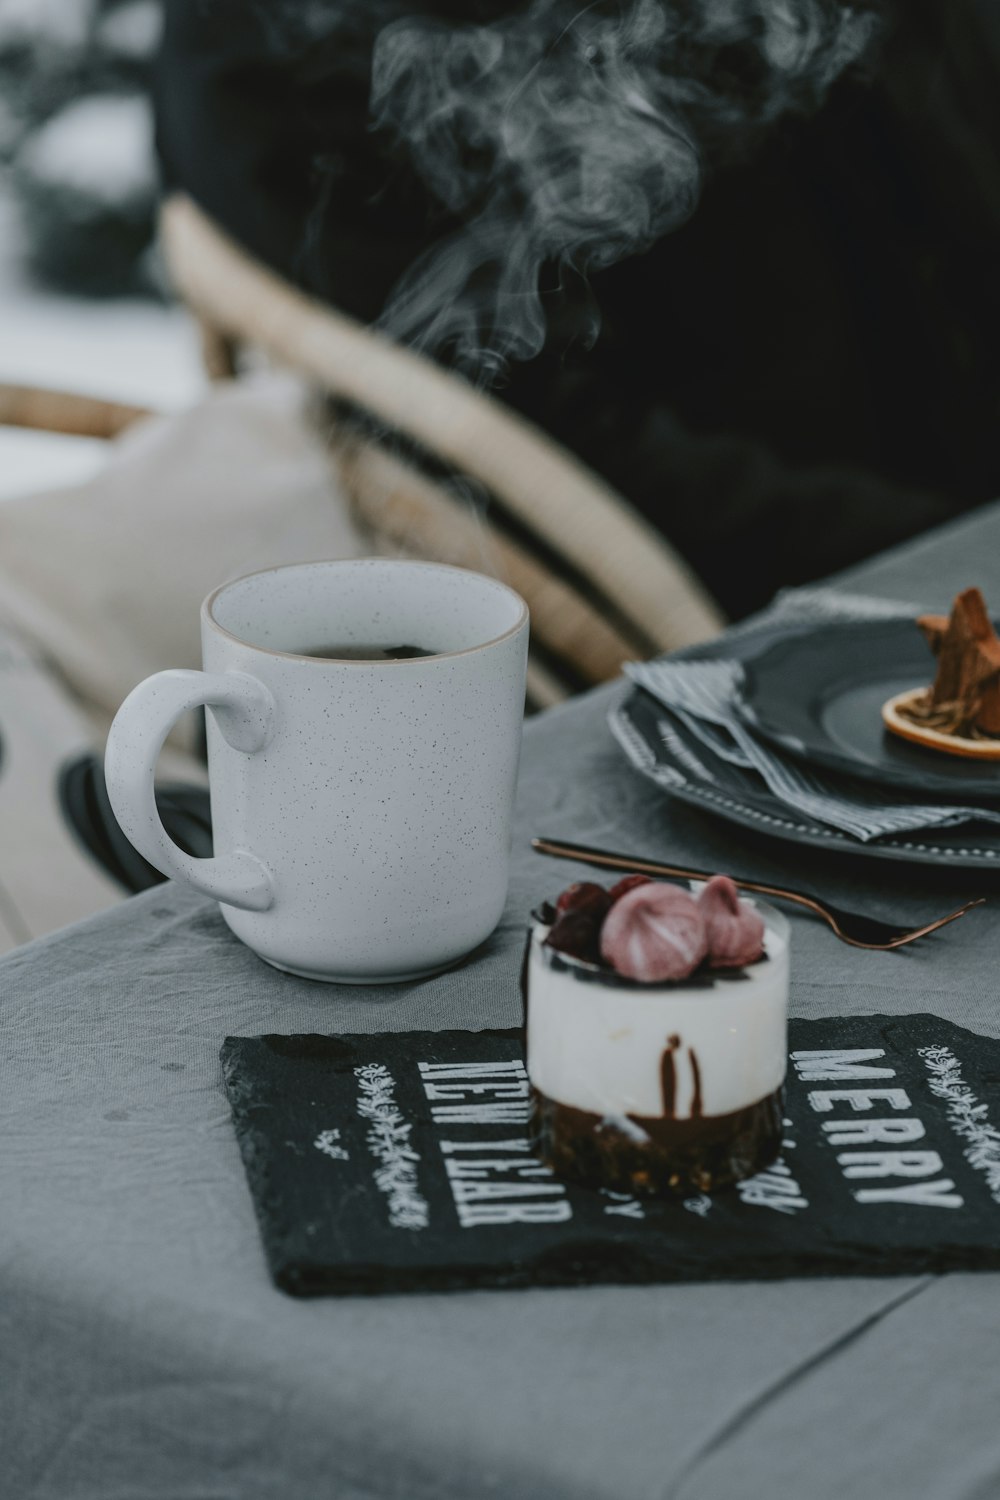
105, 559, 529, 982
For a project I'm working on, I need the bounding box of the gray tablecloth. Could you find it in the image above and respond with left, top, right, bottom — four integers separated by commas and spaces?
4, 505, 1000, 1500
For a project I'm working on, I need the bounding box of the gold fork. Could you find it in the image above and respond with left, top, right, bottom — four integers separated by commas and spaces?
531, 836, 985, 951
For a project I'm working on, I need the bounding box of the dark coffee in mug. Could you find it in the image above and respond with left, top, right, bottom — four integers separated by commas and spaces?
300, 643, 436, 661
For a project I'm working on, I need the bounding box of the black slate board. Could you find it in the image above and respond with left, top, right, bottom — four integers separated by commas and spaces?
221, 1016, 1000, 1295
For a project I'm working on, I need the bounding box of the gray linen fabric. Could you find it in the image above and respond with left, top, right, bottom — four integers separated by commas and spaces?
3, 503, 1000, 1500
623, 653, 1000, 840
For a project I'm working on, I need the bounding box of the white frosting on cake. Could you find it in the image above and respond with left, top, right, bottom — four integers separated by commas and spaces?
526, 898, 789, 1120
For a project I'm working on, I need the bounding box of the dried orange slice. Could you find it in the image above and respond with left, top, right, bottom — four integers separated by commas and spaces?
881, 688, 1000, 760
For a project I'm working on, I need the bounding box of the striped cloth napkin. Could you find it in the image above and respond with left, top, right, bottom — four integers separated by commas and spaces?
623, 588, 1000, 844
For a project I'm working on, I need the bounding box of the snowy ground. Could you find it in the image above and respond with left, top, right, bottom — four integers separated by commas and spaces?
0, 185, 204, 501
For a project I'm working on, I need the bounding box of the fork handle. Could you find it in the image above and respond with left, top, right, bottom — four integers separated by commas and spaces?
530, 836, 828, 922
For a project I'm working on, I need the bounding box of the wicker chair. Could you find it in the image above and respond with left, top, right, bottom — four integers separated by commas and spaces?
0, 196, 725, 707
158, 194, 725, 706
0, 383, 149, 440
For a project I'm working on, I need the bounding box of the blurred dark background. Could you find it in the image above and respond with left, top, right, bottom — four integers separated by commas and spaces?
0, 0, 161, 295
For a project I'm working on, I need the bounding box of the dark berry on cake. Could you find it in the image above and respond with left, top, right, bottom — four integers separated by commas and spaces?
555, 881, 612, 920
607, 873, 653, 903
544, 910, 603, 965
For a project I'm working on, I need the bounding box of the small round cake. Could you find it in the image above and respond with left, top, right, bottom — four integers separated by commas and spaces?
526, 875, 789, 1196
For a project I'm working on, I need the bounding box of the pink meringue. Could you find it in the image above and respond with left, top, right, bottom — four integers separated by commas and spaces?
699, 875, 765, 968
599, 882, 708, 982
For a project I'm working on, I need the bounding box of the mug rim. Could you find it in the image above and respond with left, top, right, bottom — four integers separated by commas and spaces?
202, 557, 530, 664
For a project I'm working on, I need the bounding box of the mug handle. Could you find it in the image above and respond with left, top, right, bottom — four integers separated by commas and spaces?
105, 669, 276, 911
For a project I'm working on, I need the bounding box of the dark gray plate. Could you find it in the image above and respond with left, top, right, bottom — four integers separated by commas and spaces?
612, 688, 1000, 870
739, 618, 1000, 799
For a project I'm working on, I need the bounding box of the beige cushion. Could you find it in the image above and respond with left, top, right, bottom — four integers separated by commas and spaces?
0, 373, 367, 946
0, 372, 367, 754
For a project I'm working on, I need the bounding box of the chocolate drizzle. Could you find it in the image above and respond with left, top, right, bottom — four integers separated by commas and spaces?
660, 1036, 702, 1119
689, 1050, 703, 1119
661, 1033, 681, 1116
661, 1046, 676, 1117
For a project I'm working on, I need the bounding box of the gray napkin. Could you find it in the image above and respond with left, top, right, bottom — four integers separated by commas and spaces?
621, 588, 1000, 844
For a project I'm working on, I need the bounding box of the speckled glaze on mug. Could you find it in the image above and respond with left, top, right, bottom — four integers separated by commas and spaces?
104, 559, 529, 982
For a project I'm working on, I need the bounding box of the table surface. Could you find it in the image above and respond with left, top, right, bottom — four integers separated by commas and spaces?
5, 506, 1000, 1500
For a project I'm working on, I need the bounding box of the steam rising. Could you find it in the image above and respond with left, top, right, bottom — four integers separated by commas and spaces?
369, 0, 883, 379
255, 0, 884, 379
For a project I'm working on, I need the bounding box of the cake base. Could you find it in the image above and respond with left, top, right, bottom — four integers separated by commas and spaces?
530, 1086, 784, 1197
